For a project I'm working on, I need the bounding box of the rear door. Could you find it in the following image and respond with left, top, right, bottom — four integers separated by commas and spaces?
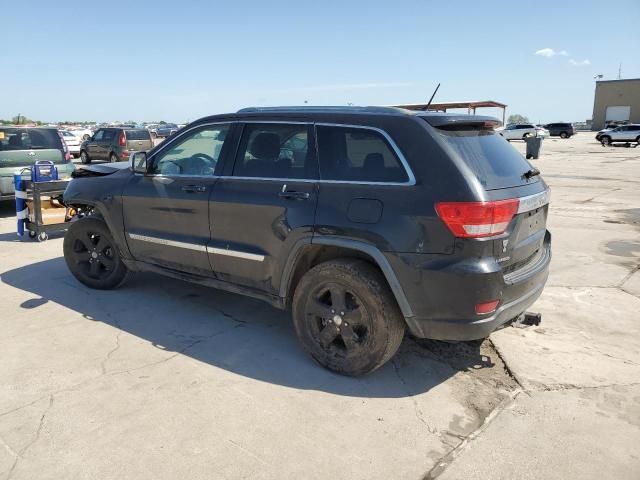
99, 128, 116, 159
209, 122, 318, 292
123, 123, 233, 276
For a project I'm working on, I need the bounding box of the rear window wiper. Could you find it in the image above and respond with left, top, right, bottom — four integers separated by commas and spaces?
523, 167, 540, 179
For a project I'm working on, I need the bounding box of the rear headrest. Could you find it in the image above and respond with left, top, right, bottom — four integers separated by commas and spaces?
249, 133, 280, 160
364, 153, 384, 170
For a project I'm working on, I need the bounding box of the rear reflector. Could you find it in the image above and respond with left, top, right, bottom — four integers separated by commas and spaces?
435, 199, 520, 238
475, 300, 500, 315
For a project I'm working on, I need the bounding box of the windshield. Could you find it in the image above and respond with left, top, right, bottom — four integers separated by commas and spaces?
433, 124, 538, 190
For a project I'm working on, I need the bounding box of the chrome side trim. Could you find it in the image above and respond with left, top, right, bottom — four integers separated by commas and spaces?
517, 189, 551, 214
127, 233, 264, 262
207, 247, 265, 262
127, 233, 207, 252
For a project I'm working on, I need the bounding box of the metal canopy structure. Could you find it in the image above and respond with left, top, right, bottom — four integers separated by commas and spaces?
391, 100, 508, 125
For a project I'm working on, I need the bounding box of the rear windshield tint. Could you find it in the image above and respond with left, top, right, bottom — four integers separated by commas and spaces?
432, 124, 538, 190
124, 129, 151, 140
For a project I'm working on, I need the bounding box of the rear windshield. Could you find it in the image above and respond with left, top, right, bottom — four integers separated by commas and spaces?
433, 125, 538, 190
0, 128, 65, 165
124, 129, 151, 140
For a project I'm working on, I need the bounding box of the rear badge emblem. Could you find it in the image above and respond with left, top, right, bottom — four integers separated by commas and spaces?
502, 239, 509, 252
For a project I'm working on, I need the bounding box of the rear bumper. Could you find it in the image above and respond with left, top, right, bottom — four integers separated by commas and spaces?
388, 231, 551, 341
405, 274, 547, 340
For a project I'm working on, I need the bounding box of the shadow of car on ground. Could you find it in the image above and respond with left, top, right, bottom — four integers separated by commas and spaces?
1, 256, 497, 398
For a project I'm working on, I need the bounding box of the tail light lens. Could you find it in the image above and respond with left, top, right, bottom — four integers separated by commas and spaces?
57, 131, 71, 162
119, 131, 126, 147
435, 199, 520, 238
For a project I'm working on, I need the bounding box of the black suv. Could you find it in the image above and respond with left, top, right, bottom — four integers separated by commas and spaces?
62, 107, 551, 375
544, 123, 575, 138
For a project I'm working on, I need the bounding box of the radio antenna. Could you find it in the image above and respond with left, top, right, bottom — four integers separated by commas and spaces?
424, 83, 440, 111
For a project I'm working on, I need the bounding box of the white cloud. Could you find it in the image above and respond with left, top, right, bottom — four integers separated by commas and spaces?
535, 48, 568, 58
569, 59, 591, 67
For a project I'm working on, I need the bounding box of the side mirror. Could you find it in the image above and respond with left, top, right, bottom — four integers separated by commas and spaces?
129, 151, 148, 174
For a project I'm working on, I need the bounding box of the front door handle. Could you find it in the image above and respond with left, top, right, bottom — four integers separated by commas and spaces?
182, 184, 206, 193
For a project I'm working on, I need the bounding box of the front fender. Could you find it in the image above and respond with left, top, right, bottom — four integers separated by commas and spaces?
63, 171, 131, 260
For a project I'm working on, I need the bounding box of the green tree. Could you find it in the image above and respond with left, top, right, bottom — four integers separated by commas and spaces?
507, 114, 530, 124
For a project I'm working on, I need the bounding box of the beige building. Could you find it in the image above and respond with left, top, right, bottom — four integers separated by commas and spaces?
592, 78, 640, 130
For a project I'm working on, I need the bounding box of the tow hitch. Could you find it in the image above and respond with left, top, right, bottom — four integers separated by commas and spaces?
513, 311, 542, 328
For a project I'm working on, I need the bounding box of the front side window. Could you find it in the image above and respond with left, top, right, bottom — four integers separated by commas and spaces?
93, 130, 104, 141
233, 123, 314, 179
316, 126, 408, 183
151, 124, 230, 176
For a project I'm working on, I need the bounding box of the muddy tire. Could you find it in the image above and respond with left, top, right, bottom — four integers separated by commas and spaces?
63, 217, 129, 290
292, 259, 405, 376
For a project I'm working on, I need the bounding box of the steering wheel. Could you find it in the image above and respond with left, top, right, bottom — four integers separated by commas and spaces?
188, 153, 215, 175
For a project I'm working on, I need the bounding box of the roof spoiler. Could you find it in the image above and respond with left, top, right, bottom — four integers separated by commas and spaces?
420, 114, 502, 128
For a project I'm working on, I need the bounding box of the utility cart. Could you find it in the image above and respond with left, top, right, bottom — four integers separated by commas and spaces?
14, 161, 71, 242
22, 179, 70, 241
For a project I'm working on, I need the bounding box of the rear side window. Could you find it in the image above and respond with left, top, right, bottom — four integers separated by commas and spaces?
124, 129, 151, 140
0, 128, 61, 151
233, 123, 315, 179
102, 129, 116, 142
316, 126, 408, 183
434, 125, 538, 190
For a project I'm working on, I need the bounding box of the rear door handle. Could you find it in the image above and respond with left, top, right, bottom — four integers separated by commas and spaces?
279, 190, 310, 200
182, 184, 206, 193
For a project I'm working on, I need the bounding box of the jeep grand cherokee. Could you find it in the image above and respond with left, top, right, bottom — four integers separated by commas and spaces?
62, 106, 551, 376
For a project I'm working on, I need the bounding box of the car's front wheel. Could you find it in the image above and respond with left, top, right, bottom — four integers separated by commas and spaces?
63, 217, 129, 290
80, 150, 91, 164
601, 135, 612, 146
292, 259, 405, 376
560, 132, 568, 138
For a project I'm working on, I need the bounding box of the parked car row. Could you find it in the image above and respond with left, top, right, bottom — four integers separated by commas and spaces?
497, 122, 575, 141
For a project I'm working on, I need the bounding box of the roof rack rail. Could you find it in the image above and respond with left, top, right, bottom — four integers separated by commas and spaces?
236, 105, 405, 114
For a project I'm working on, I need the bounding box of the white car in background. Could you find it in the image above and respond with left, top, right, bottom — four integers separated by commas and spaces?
60, 130, 81, 158
67, 127, 92, 141
597, 124, 640, 145
496, 123, 538, 141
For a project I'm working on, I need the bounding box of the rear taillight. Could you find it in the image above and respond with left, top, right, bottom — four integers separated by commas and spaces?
57, 131, 71, 161
435, 199, 519, 238
119, 131, 126, 147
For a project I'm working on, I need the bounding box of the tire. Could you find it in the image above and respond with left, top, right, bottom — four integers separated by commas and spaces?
560, 132, 568, 138
109, 153, 119, 163
636, 136, 640, 145
63, 217, 129, 290
28, 230, 36, 239
82, 134, 90, 141
601, 136, 612, 146
80, 150, 91, 164
291, 259, 405, 376
37, 232, 48, 242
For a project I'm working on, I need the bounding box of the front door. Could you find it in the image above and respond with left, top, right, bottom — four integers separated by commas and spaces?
122, 123, 233, 276
86, 129, 104, 159
209, 122, 319, 293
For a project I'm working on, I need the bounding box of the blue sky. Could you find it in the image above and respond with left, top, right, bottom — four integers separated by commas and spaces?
2, 0, 639, 123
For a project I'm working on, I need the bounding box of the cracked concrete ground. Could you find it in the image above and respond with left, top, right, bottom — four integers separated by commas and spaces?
0, 135, 639, 479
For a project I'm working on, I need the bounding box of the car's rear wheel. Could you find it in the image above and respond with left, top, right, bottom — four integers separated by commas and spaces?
560, 132, 568, 138
109, 153, 118, 163
292, 259, 405, 376
80, 150, 91, 164
82, 134, 90, 140
63, 217, 129, 290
